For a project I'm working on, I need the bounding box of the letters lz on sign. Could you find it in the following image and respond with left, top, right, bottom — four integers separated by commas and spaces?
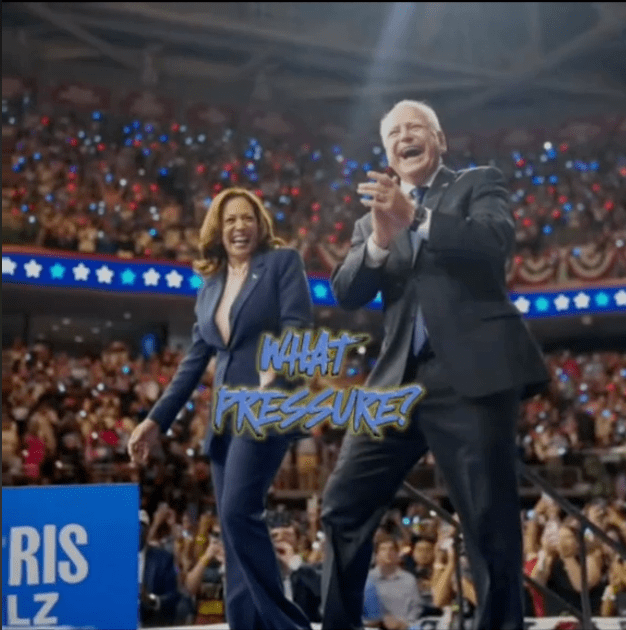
4, 523, 89, 626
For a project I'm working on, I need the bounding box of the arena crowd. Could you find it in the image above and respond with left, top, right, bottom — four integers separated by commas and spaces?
3, 102, 626, 284
2, 338, 626, 623
3, 93, 626, 625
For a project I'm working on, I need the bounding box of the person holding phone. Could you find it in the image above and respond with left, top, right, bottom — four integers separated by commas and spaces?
321, 99, 550, 630
431, 533, 477, 616
185, 517, 226, 625
532, 518, 605, 615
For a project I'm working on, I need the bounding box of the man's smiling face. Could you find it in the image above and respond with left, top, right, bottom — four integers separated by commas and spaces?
381, 103, 447, 186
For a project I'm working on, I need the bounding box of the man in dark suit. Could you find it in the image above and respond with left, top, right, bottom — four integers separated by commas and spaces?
138, 509, 180, 628
321, 100, 550, 630
273, 522, 323, 623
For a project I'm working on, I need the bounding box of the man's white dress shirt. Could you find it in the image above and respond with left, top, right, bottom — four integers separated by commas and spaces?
364, 164, 442, 356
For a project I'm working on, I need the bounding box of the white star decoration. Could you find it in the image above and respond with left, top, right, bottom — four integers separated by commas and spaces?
95, 265, 114, 284
514, 296, 530, 314
573, 292, 590, 309
2, 257, 17, 275
143, 268, 160, 286
9, 250, 624, 324
554, 294, 570, 312
72, 262, 90, 281
165, 270, 183, 288
24, 259, 43, 278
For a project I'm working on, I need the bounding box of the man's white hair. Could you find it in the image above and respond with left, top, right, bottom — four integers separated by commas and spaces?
380, 100, 442, 140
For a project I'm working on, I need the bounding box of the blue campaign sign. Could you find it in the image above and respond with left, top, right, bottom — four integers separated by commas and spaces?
2, 484, 139, 630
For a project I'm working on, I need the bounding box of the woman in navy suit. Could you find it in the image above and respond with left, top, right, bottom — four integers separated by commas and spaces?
129, 188, 314, 630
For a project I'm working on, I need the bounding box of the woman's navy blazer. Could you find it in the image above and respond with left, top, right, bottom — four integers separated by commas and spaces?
148, 247, 314, 451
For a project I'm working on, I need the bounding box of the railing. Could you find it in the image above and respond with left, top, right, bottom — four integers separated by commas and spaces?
401, 462, 626, 630
28, 459, 603, 500
271, 461, 589, 496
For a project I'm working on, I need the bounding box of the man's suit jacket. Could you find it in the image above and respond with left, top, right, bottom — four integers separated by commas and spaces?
148, 247, 314, 451
141, 545, 179, 627
331, 165, 549, 399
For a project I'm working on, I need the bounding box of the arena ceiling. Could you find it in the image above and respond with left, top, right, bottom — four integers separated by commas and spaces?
2, 2, 626, 131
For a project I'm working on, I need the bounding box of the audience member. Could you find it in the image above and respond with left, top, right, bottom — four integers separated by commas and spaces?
272, 524, 323, 624
184, 515, 226, 625
362, 531, 423, 629
139, 509, 180, 628
430, 525, 477, 621
601, 554, 626, 616
531, 517, 605, 616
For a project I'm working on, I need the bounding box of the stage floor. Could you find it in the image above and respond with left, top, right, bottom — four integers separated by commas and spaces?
160, 626, 321, 630
157, 619, 622, 630
158, 626, 320, 630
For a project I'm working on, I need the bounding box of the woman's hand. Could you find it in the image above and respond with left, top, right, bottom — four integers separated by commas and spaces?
127, 418, 160, 465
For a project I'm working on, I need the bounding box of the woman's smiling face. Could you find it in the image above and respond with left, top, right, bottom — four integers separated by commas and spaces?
221, 196, 260, 264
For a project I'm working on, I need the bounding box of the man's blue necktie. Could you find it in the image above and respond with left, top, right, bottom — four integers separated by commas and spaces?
411, 186, 428, 205
409, 186, 428, 356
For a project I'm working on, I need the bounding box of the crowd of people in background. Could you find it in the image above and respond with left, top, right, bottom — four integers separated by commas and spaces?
2, 337, 626, 623
521, 350, 626, 461
3, 340, 625, 491
3, 93, 626, 624
134, 490, 626, 625
3, 100, 626, 283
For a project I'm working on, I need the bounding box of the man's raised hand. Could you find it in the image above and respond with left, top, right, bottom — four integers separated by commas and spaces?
357, 171, 414, 249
